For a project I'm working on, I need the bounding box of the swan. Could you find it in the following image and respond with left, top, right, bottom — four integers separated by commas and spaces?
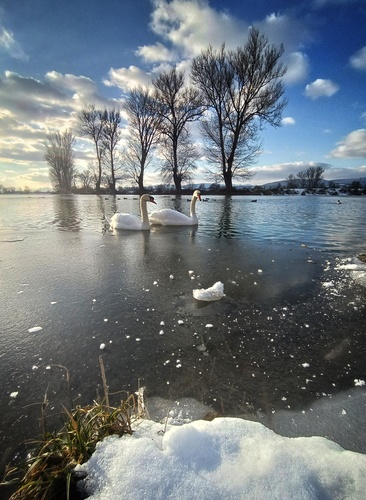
109, 194, 156, 230
149, 190, 202, 226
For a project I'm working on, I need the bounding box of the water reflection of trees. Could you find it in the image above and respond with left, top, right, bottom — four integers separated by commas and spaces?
52, 195, 81, 231
215, 196, 240, 239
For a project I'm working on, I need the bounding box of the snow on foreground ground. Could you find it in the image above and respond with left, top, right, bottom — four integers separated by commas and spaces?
76, 417, 366, 500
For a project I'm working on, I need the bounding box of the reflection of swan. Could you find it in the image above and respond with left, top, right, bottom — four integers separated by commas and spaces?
109, 194, 156, 230
149, 190, 202, 226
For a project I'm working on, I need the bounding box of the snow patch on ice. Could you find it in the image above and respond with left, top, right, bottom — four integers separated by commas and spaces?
193, 281, 225, 302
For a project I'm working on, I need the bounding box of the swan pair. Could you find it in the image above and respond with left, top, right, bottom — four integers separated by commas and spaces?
109, 190, 202, 231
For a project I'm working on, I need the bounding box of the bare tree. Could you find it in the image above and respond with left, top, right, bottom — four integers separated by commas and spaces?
297, 166, 325, 190
75, 166, 95, 192
123, 87, 162, 193
78, 105, 106, 194
286, 173, 298, 189
44, 130, 75, 193
153, 68, 205, 193
191, 28, 287, 193
101, 108, 122, 194
158, 129, 199, 186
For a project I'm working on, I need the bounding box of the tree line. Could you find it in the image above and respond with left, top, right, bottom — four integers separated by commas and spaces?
45, 29, 287, 195
286, 166, 325, 190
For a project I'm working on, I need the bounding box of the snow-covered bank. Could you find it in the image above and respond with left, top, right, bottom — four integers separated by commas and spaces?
77, 417, 366, 499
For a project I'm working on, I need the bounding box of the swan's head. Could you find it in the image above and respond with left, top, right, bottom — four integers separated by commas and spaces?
141, 194, 157, 204
193, 190, 202, 201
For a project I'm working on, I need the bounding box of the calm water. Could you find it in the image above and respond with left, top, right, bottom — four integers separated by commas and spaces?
0, 194, 365, 475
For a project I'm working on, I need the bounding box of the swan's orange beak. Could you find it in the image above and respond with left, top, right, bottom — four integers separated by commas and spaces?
149, 196, 157, 204
198, 194, 202, 201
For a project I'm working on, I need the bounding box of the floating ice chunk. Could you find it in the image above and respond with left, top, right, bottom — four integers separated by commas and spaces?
354, 379, 365, 387
193, 281, 225, 302
169, 275, 174, 280
10, 392, 18, 398
50, 301, 57, 305
28, 326, 43, 333
104, 318, 108, 322
159, 330, 164, 335
258, 269, 263, 273
322, 282, 334, 288
100, 343, 106, 350
206, 324, 213, 328
302, 363, 310, 368
160, 321, 165, 326
188, 270, 194, 275
178, 320, 184, 325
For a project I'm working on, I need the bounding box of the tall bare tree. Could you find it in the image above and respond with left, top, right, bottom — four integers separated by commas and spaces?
45, 130, 75, 193
158, 129, 199, 186
191, 28, 287, 193
123, 87, 162, 193
101, 108, 122, 193
153, 68, 205, 193
78, 105, 106, 193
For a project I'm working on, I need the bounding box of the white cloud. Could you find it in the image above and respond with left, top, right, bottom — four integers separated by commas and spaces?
104, 66, 153, 91
304, 79, 339, 99
282, 52, 309, 85
150, 0, 250, 58
136, 42, 176, 63
349, 46, 366, 71
282, 117, 296, 125
330, 129, 366, 158
0, 24, 28, 60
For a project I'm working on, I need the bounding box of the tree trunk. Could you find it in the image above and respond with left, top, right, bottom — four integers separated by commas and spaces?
224, 170, 233, 194
173, 171, 182, 193
138, 174, 144, 194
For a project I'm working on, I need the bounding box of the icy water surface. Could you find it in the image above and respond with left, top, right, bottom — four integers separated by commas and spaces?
0, 194, 365, 474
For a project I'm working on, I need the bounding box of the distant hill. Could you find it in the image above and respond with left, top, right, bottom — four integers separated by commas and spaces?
259, 177, 366, 190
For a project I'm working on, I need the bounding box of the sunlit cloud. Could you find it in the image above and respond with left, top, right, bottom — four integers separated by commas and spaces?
330, 129, 366, 158
282, 52, 309, 84
104, 66, 153, 91
0, 24, 28, 60
349, 46, 366, 70
150, 0, 250, 58
304, 79, 339, 99
282, 117, 296, 126
136, 42, 176, 63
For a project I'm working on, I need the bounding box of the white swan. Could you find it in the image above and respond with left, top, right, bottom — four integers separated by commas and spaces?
109, 194, 156, 231
149, 190, 202, 226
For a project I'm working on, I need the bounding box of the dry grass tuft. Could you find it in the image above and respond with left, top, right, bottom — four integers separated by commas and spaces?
1, 358, 143, 499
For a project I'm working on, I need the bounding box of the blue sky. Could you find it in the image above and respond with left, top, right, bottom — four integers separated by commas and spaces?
0, 0, 365, 190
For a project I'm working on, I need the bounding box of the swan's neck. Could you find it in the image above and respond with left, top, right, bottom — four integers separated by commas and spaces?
140, 197, 150, 228
190, 196, 198, 218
